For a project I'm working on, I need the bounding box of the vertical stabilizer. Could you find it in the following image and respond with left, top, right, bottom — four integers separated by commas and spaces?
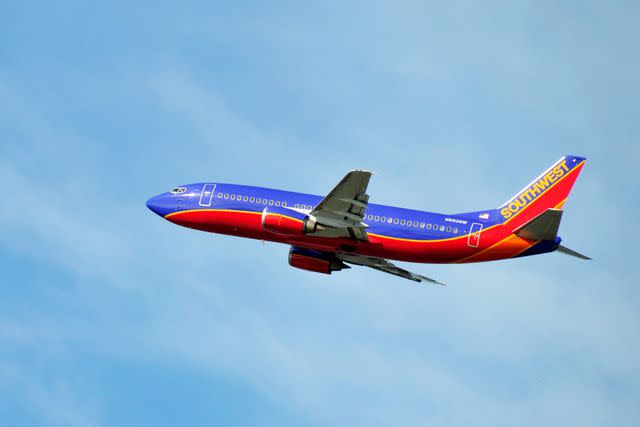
498, 155, 586, 231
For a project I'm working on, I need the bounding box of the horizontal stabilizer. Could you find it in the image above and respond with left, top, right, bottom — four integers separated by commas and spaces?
514, 208, 563, 241
557, 245, 591, 260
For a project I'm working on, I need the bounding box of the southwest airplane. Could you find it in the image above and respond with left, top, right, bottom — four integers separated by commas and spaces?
146, 155, 589, 285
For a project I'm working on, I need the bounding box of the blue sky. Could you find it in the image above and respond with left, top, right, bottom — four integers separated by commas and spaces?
1, 1, 639, 426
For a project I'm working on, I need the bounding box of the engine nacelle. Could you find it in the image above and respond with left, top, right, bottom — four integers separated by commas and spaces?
288, 246, 350, 274
261, 206, 317, 236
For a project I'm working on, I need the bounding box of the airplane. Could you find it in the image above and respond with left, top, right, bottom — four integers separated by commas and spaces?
146, 155, 589, 285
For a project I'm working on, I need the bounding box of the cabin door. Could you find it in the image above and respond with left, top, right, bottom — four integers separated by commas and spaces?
199, 184, 216, 206
467, 223, 483, 248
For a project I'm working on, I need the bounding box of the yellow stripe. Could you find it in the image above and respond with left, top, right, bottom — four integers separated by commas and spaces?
166, 178, 576, 248
368, 218, 508, 243
167, 208, 488, 243
367, 231, 467, 243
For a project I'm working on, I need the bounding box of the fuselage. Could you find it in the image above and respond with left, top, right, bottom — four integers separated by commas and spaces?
146, 183, 560, 264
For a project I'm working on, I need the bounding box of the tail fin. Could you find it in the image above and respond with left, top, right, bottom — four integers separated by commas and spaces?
498, 155, 586, 230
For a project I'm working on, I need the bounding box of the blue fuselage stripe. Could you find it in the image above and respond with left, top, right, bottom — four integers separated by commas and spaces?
169, 183, 500, 241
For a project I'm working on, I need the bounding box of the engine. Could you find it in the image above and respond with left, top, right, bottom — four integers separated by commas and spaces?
261, 205, 318, 236
288, 246, 350, 274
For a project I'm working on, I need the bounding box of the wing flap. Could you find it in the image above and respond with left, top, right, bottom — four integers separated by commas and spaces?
336, 253, 446, 285
308, 170, 372, 241
330, 210, 366, 223
339, 198, 368, 209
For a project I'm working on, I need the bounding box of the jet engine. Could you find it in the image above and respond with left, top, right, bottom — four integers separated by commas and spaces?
288, 246, 349, 274
261, 206, 318, 236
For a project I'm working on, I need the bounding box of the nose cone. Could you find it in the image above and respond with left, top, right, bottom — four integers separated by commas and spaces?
146, 195, 162, 215
146, 193, 177, 217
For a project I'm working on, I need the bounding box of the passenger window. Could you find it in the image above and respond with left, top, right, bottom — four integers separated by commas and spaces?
400, 219, 406, 225
426, 224, 432, 229
453, 227, 458, 234
439, 225, 445, 231
374, 216, 380, 221
218, 193, 223, 198
224, 193, 229, 199
282, 202, 287, 207
446, 226, 452, 233
419, 222, 425, 228
243, 196, 248, 202
413, 221, 418, 227
275, 201, 281, 206
294, 204, 299, 208
393, 218, 399, 224
269, 200, 274, 206
250, 197, 255, 202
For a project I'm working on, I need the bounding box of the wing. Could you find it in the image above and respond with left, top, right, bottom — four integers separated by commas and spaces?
308, 170, 372, 241
336, 253, 446, 285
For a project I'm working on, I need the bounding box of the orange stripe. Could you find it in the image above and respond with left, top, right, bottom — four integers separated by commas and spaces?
454, 233, 515, 263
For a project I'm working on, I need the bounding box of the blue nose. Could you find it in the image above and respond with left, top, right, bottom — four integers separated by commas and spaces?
146, 196, 161, 215
146, 194, 176, 217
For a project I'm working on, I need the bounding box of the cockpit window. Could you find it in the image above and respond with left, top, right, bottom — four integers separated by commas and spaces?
170, 187, 187, 194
